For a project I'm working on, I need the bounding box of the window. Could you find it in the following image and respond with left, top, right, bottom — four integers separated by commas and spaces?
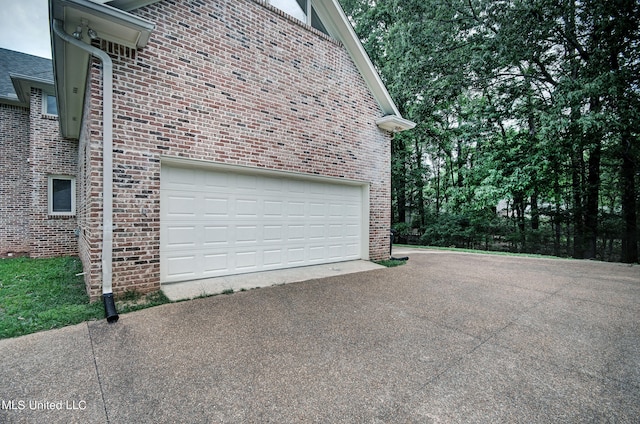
270, 0, 306, 22
44, 94, 58, 116
311, 7, 328, 34
48, 176, 75, 216
267, 0, 329, 35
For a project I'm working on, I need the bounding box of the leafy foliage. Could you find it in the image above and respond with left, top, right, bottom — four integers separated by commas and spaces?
341, 0, 639, 262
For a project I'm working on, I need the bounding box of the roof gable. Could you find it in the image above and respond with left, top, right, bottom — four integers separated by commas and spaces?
0, 48, 54, 106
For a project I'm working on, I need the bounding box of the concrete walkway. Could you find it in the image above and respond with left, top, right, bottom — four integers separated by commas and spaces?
1, 249, 638, 423
161, 260, 385, 301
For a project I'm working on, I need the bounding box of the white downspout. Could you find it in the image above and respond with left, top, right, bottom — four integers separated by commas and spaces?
52, 19, 118, 322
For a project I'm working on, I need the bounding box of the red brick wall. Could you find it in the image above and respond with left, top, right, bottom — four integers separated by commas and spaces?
81, 0, 391, 298
77, 77, 103, 298
0, 92, 79, 258
0, 104, 30, 255
28, 89, 79, 258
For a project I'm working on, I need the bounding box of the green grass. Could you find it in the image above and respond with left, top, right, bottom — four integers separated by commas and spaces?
0, 256, 171, 339
0, 257, 103, 339
393, 244, 569, 260
375, 258, 408, 267
115, 290, 172, 314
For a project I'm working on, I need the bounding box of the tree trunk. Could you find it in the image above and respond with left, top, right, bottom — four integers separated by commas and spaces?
571, 147, 585, 259
584, 137, 601, 259
514, 192, 526, 251
531, 190, 539, 231
553, 162, 562, 256
620, 130, 638, 263
392, 137, 407, 224
565, 0, 585, 260
456, 140, 464, 188
435, 156, 441, 216
527, 98, 540, 233
414, 138, 426, 227
609, 16, 639, 263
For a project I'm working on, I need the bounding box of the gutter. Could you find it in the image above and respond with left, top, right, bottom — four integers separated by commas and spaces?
52, 19, 118, 323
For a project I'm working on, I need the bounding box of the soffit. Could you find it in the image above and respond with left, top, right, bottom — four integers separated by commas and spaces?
106, 0, 160, 11
49, 0, 155, 139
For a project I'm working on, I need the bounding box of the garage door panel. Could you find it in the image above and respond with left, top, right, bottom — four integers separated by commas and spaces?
236, 174, 258, 190
309, 245, 327, 260
204, 171, 229, 188
309, 224, 325, 240
309, 184, 326, 196
236, 251, 258, 270
166, 195, 197, 217
264, 200, 283, 217
203, 253, 228, 273
345, 243, 360, 257
345, 224, 359, 237
236, 199, 258, 217
263, 177, 284, 192
264, 225, 283, 242
166, 166, 197, 187
328, 244, 344, 258
287, 201, 305, 217
287, 180, 306, 194
263, 249, 283, 266
203, 226, 228, 245
309, 202, 326, 217
166, 226, 197, 247
165, 255, 198, 279
204, 197, 229, 216
161, 164, 365, 283
329, 203, 345, 217
287, 247, 306, 264
287, 224, 305, 241
236, 225, 259, 243
328, 224, 343, 238
345, 204, 359, 218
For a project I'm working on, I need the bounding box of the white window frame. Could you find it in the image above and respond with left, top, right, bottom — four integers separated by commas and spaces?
48, 175, 76, 216
42, 94, 58, 116
267, 0, 328, 35
269, 0, 307, 22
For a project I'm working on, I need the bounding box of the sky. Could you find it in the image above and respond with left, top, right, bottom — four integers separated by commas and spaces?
0, 0, 52, 59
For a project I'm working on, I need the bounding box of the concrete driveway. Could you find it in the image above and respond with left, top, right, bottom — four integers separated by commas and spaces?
1, 249, 639, 423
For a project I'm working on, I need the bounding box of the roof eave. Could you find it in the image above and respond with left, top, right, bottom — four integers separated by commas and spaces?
6, 73, 55, 107
0, 96, 26, 108
375, 115, 417, 133
105, 0, 161, 12
49, 0, 155, 139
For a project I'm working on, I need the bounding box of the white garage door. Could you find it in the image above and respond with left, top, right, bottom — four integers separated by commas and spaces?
160, 163, 366, 284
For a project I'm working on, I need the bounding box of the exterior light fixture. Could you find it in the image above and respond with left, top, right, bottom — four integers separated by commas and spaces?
87, 28, 98, 40
72, 26, 83, 39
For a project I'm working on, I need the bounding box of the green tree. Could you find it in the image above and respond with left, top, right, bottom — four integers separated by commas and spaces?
340, 0, 639, 262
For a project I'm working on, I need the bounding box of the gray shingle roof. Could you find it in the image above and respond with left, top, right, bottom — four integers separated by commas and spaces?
0, 48, 53, 100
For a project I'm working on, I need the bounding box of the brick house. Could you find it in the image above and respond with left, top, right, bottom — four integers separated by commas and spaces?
4, 0, 415, 303
0, 48, 79, 258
